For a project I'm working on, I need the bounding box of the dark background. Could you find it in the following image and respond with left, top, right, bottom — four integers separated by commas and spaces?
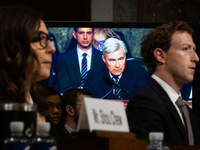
1, 0, 200, 22
0, 0, 91, 21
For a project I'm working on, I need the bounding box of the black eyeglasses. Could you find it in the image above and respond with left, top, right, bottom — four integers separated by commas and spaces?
32, 31, 55, 49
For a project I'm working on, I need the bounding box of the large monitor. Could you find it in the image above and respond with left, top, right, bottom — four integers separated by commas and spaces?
45, 21, 199, 110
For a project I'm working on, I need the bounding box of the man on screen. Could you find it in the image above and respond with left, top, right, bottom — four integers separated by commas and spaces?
83, 38, 150, 102
56, 28, 104, 95
126, 21, 200, 145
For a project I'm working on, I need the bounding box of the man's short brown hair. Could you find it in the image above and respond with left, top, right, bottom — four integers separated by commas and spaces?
141, 21, 194, 74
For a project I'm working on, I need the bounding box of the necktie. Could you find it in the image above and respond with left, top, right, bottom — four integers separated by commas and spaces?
176, 96, 194, 145
112, 76, 122, 99
80, 53, 87, 87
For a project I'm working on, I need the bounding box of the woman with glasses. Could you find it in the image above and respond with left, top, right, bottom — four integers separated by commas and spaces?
0, 5, 55, 124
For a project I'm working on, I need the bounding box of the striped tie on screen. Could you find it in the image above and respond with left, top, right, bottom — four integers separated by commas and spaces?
112, 76, 122, 99
80, 53, 87, 87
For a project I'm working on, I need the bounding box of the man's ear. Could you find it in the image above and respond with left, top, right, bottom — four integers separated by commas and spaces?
154, 48, 166, 64
72, 31, 77, 40
65, 105, 75, 117
102, 55, 106, 63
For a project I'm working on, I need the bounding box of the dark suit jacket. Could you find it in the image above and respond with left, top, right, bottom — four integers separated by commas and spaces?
56, 46, 103, 94
83, 59, 150, 100
63, 127, 73, 137
126, 78, 200, 145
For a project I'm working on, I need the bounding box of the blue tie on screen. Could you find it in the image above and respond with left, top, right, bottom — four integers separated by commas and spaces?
80, 53, 87, 87
112, 76, 122, 99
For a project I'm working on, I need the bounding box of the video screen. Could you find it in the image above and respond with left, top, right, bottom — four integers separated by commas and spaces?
45, 22, 193, 107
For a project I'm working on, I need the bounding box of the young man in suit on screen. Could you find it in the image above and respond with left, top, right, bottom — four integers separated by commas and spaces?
56, 28, 103, 95
126, 21, 200, 145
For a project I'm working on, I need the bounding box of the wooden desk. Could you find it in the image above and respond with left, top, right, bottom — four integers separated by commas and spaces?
56, 131, 200, 150
56, 131, 147, 150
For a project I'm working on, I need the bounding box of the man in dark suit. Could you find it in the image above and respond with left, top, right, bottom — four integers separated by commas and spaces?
60, 88, 92, 136
83, 38, 150, 102
56, 28, 103, 95
126, 21, 200, 145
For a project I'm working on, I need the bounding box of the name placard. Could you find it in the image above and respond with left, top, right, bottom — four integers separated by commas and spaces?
77, 97, 129, 132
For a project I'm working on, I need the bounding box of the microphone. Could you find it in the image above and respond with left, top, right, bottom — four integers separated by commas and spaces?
103, 76, 149, 140
100, 77, 116, 99
103, 76, 117, 86
103, 76, 131, 98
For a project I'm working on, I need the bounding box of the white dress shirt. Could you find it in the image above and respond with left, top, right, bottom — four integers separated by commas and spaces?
77, 46, 92, 73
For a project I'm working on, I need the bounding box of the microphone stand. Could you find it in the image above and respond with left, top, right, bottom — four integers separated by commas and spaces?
100, 86, 114, 99
103, 76, 149, 141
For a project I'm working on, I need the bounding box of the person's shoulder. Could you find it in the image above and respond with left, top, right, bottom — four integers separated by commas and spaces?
58, 48, 77, 59
87, 63, 107, 81
89, 63, 107, 75
137, 78, 169, 101
65, 47, 77, 55
130, 81, 162, 107
92, 47, 103, 55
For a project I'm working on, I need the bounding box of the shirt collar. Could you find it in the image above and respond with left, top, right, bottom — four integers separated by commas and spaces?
109, 72, 123, 80
152, 74, 181, 103
77, 45, 92, 57
64, 124, 75, 134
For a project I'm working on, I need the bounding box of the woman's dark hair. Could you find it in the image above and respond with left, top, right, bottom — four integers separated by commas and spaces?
0, 5, 48, 115
141, 21, 194, 74
32, 85, 61, 100
30, 83, 61, 115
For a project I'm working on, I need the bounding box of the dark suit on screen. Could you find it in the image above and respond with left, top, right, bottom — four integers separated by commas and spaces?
56, 46, 103, 94
83, 59, 150, 100
126, 78, 200, 145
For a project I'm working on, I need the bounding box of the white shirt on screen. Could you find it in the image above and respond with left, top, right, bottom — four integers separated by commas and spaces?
77, 46, 92, 73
